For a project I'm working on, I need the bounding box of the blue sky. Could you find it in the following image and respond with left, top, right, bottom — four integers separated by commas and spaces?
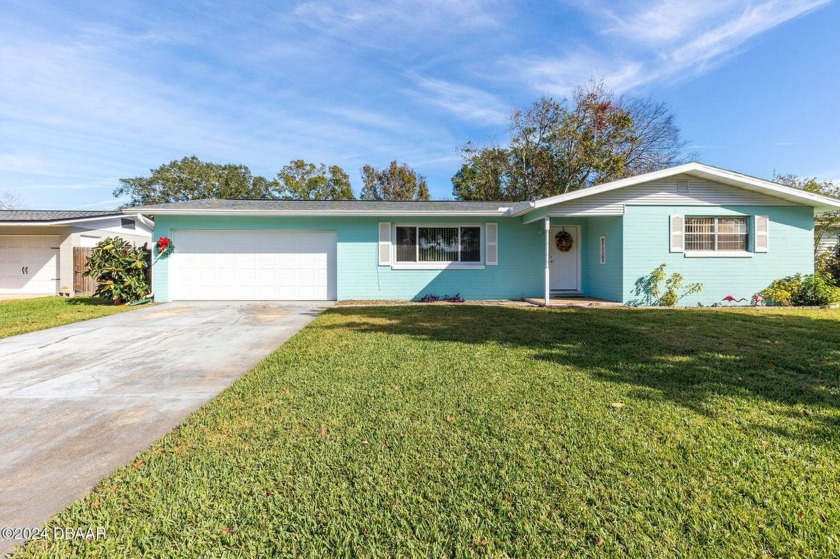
1, 0, 838, 209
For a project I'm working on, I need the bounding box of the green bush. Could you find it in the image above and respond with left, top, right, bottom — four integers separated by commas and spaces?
761, 273, 840, 306
84, 237, 151, 304
792, 273, 840, 306
760, 275, 802, 306
631, 263, 703, 307
817, 244, 840, 283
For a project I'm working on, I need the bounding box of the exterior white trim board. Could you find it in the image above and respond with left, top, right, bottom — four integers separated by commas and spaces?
390, 264, 486, 270
128, 209, 509, 217
684, 251, 754, 258
0, 215, 129, 226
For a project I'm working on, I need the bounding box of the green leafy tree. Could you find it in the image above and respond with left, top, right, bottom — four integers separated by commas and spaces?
360, 161, 430, 201
115, 156, 277, 207
452, 81, 688, 201
276, 160, 354, 200
773, 172, 840, 254
450, 145, 508, 201
84, 237, 151, 303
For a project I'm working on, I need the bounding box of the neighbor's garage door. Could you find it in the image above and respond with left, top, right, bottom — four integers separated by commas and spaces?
0, 235, 60, 294
170, 230, 337, 300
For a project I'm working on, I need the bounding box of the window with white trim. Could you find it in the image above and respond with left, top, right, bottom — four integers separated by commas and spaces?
395, 226, 481, 263
685, 216, 749, 252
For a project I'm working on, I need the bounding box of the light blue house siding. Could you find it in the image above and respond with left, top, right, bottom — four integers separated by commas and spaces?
151, 203, 815, 305
541, 216, 623, 301
583, 216, 623, 301
343, 216, 545, 300
152, 215, 546, 301
621, 205, 815, 305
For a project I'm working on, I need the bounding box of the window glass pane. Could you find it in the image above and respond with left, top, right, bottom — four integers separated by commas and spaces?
396, 227, 417, 262
419, 227, 459, 262
717, 217, 748, 250
460, 227, 481, 262
685, 217, 714, 251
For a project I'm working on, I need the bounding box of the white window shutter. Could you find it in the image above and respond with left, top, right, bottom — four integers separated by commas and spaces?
754, 215, 769, 252
669, 215, 685, 252
378, 222, 391, 265
485, 223, 498, 265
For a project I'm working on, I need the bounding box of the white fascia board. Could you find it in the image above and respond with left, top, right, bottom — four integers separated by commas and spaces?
508, 201, 535, 216
128, 213, 155, 228
132, 209, 511, 217
512, 162, 840, 215
0, 215, 125, 226
0, 222, 67, 227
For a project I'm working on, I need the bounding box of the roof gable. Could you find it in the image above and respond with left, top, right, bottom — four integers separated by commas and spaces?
512, 163, 840, 215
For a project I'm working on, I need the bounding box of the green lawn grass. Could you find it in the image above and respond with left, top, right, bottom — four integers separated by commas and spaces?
0, 296, 132, 339
14, 306, 840, 557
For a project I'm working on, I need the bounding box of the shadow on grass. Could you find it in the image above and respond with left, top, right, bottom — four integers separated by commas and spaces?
325, 305, 840, 440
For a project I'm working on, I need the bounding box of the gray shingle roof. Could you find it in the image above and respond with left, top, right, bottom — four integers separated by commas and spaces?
131, 199, 511, 213
0, 210, 123, 222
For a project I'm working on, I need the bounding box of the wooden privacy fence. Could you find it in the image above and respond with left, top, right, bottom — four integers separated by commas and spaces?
73, 247, 95, 296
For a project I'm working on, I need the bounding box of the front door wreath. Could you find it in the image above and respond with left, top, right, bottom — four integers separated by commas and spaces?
554, 230, 574, 252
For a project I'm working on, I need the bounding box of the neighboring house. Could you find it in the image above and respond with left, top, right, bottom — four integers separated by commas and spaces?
133, 163, 840, 306
0, 211, 152, 296
818, 224, 839, 255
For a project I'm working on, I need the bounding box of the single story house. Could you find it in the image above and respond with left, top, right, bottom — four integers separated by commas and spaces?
0, 211, 152, 296
132, 163, 840, 306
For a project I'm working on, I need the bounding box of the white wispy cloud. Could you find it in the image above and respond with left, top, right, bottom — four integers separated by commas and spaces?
0, 6, 468, 205
293, 0, 500, 32
596, 0, 740, 45
0, 0, 833, 207
515, 50, 646, 97
403, 72, 509, 125
514, 0, 829, 95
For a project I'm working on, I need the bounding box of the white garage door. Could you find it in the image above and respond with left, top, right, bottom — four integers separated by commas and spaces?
0, 235, 60, 294
170, 230, 337, 301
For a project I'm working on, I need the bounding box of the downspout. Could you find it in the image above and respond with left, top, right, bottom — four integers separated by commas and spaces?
544, 216, 550, 306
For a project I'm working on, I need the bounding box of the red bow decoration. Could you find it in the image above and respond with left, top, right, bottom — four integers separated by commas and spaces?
153, 236, 174, 263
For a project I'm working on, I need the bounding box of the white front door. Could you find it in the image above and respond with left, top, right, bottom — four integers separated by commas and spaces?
549, 226, 579, 291
169, 230, 337, 301
0, 235, 60, 294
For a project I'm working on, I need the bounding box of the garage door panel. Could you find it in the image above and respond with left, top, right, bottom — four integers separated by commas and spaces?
170, 230, 337, 301
0, 236, 60, 294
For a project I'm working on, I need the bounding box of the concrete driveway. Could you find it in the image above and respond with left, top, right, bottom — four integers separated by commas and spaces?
0, 301, 332, 554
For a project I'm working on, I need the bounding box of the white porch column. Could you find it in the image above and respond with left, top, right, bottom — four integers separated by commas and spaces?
544, 216, 550, 306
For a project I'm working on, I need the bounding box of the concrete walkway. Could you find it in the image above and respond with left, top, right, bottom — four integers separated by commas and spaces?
0, 301, 331, 555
